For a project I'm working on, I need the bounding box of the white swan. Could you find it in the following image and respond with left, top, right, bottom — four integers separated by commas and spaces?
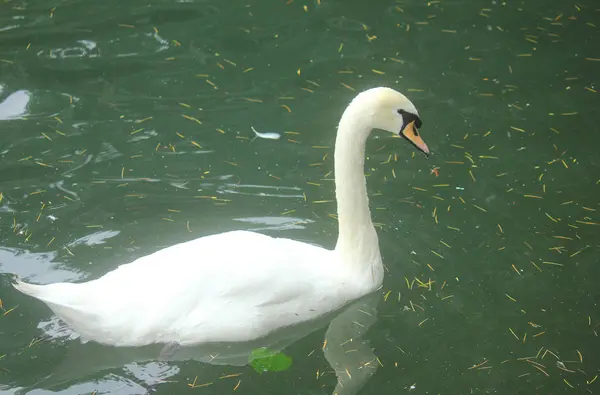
13, 87, 429, 349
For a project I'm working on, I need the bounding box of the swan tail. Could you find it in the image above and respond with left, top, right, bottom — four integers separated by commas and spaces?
13, 278, 83, 304
13, 278, 48, 299
13, 278, 101, 340
13, 278, 88, 314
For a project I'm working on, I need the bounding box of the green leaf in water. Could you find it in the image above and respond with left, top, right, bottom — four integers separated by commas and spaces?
249, 347, 293, 374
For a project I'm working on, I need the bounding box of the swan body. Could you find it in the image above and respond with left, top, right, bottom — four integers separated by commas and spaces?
13, 87, 428, 348
14, 231, 371, 346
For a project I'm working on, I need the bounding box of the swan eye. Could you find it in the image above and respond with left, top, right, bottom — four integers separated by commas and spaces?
397, 109, 422, 132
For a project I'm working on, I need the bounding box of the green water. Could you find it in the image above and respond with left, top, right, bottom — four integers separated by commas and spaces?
1, 0, 599, 393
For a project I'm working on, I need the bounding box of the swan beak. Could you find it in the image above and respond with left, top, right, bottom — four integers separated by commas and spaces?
401, 121, 430, 156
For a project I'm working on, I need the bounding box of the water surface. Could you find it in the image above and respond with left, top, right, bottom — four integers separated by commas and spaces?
1, 0, 599, 394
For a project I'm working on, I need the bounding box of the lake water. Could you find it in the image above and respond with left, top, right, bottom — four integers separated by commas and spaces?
0, 0, 598, 394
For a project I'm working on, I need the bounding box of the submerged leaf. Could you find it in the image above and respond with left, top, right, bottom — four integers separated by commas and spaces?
249, 347, 293, 374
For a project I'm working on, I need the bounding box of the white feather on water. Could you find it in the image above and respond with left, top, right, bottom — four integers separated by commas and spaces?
251, 126, 281, 140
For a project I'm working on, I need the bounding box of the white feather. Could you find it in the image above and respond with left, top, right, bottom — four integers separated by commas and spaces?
251, 126, 280, 140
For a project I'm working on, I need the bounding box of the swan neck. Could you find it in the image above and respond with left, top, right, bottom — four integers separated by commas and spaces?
333, 105, 382, 280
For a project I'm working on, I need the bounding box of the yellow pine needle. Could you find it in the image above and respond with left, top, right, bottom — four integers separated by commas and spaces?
511, 264, 521, 275
431, 250, 444, 259
340, 83, 355, 91
4, 306, 18, 316
182, 114, 202, 124
469, 170, 476, 182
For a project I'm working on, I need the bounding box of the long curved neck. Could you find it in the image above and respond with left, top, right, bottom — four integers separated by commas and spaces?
333, 105, 382, 280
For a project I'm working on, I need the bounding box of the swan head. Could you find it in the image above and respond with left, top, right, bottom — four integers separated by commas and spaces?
352, 87, 429, 156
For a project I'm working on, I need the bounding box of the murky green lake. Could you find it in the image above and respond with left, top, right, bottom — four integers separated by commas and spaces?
1, 0, 598, 394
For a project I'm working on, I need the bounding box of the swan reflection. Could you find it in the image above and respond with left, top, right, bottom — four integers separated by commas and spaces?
30, 291, 380, 395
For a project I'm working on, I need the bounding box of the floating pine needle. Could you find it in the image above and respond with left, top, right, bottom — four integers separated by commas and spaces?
188, 376, 213, 388
340, 83, 355, 91
511, 264, 521, 276
472, 204, 487, 212
220, 373, 243, 379
3, 305, 18, 316
431, 250, 444, 259
182, 115, 202, 124
527, 361, 550, 376
468, 360, 488, 370
469, 170, 476, 182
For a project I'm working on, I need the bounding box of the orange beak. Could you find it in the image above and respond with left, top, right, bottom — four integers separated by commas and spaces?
401, 120, 430, 156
